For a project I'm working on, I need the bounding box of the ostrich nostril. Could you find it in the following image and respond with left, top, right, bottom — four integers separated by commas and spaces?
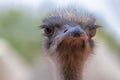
64, 29, 68, 33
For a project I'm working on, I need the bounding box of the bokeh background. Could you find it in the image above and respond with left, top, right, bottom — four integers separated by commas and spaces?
0, 0, 120, 80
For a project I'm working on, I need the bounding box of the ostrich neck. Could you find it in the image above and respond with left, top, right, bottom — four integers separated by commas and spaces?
58, 51, 85, 80
50, 51, 87, 80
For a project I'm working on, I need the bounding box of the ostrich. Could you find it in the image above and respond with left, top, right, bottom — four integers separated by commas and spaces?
40, 9, 100, 80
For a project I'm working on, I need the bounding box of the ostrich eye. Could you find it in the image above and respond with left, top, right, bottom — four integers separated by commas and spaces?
41, 25, 54, 37
44, 27, 53, 35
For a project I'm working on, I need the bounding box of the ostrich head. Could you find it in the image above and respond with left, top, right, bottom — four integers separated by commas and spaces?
40, 9, 99, 80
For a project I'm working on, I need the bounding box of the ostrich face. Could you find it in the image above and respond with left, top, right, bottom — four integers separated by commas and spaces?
40, 10, 100, 80
40, 11, 99, 55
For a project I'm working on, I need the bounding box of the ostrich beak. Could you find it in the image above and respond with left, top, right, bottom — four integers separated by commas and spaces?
63, 26, 88, 40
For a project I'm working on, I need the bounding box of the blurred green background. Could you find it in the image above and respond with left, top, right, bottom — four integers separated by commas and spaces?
0, 8, 44, 63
